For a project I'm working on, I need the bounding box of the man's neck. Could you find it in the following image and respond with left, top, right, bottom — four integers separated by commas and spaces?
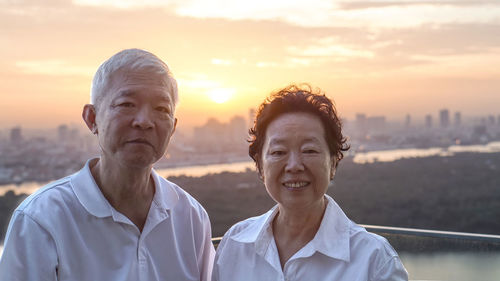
90, 158, 155, 232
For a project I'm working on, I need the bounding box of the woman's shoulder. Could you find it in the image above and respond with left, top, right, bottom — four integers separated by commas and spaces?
223, 207, 276, 243
349, 221, 399, 257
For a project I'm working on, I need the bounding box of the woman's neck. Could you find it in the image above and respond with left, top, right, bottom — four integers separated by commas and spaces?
272, 197, 327, 268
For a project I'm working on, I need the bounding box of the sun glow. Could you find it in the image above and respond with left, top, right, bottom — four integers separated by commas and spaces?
206, 88, 235, 104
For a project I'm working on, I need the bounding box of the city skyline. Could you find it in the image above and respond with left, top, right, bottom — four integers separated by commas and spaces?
1, 1, 500, 130
3, 106, 499, 141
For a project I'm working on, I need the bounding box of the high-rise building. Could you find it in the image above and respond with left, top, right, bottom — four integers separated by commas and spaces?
405, 114, 411, 128
58, 124, 69, 142
355, 113, 366, 123
425, 114, 433, 128
228, 115, 247, 142
439, 109, 450, 128
488, 115, 495, 125
248, 108, 256, 128
454, 112, 461, 126
366, 116, 386, 130
10, 127, 22, 143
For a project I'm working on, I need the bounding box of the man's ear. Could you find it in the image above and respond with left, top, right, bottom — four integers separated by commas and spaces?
173, 117, 178, 133
82, 104, 98, 134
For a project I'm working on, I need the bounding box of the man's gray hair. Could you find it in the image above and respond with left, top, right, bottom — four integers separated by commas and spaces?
90, 48, 178, 109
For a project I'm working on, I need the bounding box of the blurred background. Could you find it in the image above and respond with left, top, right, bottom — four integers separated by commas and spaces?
1, 1, 500, 280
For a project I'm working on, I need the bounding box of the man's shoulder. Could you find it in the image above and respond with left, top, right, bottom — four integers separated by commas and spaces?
155, 175, 208, 215
16, 175, 75, 216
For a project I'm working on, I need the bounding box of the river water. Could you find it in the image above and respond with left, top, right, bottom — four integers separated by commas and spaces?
401, 252, 500, 281
2, 141, 500, 196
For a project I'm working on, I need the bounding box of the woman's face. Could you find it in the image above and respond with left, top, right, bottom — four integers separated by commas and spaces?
260, 112, 336, 212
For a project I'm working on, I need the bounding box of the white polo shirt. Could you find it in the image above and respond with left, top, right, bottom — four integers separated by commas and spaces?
0, 159, 215, 281
213, 195, 408, 281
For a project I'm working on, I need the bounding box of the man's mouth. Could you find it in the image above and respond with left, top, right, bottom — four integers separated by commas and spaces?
127, 139, 153, 147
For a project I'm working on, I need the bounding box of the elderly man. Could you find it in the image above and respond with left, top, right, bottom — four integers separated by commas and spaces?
0, 49, 215, 280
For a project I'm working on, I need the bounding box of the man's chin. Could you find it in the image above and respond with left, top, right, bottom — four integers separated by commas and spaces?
116, 153, 157, 169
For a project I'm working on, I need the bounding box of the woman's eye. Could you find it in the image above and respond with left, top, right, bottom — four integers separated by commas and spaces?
271, 151, 285, 156
304, 149, 318, 154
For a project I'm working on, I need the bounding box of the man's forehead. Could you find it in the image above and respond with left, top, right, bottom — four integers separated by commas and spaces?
105, 69, 173, 96
114, 89, 172, 102
114, 68, 169, 85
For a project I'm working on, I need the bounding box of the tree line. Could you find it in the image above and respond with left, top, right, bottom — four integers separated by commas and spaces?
1, 152, 499, 243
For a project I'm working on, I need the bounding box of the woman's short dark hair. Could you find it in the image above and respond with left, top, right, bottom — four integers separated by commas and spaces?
248, 84, 349, 172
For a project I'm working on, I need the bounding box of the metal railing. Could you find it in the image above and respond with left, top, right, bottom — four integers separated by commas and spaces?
211, 225, 500, 252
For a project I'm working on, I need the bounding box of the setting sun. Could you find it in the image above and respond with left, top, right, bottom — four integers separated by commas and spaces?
206, 88, 235, 104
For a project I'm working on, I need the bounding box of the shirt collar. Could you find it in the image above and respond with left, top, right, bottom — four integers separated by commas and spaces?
71, 158, 180, 218
71, 158, 113, 218
230, 205, 278, 256
150, 168, 179, 211
311, 194, 351, 262
229, 194, 351, 262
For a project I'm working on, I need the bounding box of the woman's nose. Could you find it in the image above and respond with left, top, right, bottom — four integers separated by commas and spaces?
285, 151, 304, 173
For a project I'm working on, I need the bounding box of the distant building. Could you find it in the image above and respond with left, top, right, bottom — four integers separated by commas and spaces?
355, 113, 366, 124
228, 115, 247, 143
354, 113, 385, 132
248, 108, 256, 128
425, 114, 432, 128
355, 113, 367, 131
474, 125, 487, 136
488, 115, 495, 125
405, 114, 411, 128
439, 109, 450, 128
10, 127, 22, 144
454, 112, 461, 127
58, 124, 69, 142
366, 116, 386, 130
69, 128, 80, 143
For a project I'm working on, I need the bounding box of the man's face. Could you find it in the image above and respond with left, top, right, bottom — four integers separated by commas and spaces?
94, 69, 177, 169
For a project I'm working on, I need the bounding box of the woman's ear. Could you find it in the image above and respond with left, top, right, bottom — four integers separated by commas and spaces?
256, 154, 264, 181
330, 159, 337, 180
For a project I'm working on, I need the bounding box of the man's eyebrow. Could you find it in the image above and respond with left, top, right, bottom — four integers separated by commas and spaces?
115, 90, 136, 98
157, 95, 171, 103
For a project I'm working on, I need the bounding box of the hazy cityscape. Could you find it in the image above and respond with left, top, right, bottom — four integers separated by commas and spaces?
1, 108, 499, 186
2, 108, 500, 280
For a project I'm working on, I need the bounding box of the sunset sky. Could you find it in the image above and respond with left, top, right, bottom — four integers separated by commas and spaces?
1, 0, 500, 132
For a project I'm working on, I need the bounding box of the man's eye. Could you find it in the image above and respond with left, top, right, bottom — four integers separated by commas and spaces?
156, 106, 169, 113
119, 102, 134, 107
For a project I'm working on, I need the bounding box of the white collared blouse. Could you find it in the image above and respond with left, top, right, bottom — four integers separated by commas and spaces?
213, 195, 408, 281
0, 159, 215, 281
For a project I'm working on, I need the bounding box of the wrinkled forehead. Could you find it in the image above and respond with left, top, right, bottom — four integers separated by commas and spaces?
112, 67, 171, 86
105, 68, 175, 99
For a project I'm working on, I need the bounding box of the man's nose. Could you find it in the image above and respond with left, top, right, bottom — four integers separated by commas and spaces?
132, 107, 154, 130
285, 151, 304, 173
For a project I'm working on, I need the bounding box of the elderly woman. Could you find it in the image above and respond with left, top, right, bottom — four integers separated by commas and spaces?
213, 85, 408, 280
